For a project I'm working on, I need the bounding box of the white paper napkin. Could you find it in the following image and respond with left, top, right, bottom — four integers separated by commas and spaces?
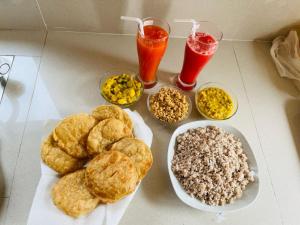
27, 109, 153, 225
271, 30, 300, 91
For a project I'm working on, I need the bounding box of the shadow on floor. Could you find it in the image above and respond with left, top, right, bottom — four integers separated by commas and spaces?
256, 21, 300, 41
285, 99, 300, 161
253, 42, 300, 98
0, 140, 6, 198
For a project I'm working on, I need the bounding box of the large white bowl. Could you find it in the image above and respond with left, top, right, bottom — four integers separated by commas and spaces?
167, 121, 260, 213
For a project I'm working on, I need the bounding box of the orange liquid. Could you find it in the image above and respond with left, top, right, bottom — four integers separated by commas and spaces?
137, 25, 168, 87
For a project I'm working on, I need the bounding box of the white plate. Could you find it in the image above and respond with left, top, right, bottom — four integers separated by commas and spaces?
167, 121, 260, 213
27, 109, 153, 225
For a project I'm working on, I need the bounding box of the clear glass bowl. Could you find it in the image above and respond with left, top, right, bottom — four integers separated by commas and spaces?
195, 82, 238, 120
147, 85, 192, 126
100, 71, 144, 108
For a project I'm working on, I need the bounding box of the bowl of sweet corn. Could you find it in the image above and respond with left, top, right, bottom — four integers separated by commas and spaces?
195, 82, 238, 120
100, 72, 144, 107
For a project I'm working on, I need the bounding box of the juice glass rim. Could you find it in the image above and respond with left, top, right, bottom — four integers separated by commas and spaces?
190, 21, 223, 46
138, 17, 171, 41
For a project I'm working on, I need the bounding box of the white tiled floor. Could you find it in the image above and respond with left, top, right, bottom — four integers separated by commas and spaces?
0, 31, 46, 56
233, 42, 300, 225
0, 31, 43, 225
0, 56, 41, 198
0, 31, 299, 225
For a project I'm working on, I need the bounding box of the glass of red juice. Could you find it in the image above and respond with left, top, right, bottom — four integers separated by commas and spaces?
176, 21, 223, 91
137, 18, 170, 88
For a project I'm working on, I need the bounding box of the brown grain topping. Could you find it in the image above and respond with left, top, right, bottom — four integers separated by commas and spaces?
171, 126, 254, 206
149, 87, 189, 123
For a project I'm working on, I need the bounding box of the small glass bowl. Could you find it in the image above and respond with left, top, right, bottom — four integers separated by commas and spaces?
195, 82, 238, 120
100, 72, 144, 108
147, 85, 192, 126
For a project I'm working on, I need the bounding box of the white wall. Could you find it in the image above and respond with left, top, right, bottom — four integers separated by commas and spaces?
0, 0, 44, 30
0, 0, 300, 40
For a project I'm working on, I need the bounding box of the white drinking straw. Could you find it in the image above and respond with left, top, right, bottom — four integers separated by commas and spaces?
121, 16, 144, 37
174, 19, 200, 39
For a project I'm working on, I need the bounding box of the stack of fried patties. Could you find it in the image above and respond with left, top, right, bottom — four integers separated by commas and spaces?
41, 105, 153, 218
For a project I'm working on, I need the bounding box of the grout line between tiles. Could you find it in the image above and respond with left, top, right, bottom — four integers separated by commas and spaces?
4, 31, 48, 225
34, 0, 47, 30
0, 57, 15, 225
5, 61, 39, 197
0, 29, 272, 43
232, 44, 285, 225
45, 30, 272, 42
0, 28, 44, 32
7, 31, 48, 197
2, 54, 42, 57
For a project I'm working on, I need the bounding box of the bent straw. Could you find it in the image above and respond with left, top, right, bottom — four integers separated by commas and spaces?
174, 19, 200, 39
121, 16, 144, 37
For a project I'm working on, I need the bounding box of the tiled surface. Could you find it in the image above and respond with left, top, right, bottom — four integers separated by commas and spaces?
0, 0, 44, 30
35, 0, 300, 40
37, 0, 122, 33
4, 31, 284, 225
4, 119, 42, 225
1, 31, 300, 225
0, 31, 46, 56
0, 0, 300, 40
4, 60, 62, 225
236, 0, 300, 40
0, 56, 40, 199
121, 37, 282, 225
233, 42, 300, 225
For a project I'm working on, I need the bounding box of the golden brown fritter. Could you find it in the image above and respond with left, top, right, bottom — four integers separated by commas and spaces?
85, 151, 138, 203
53, 113, 97, 159
87, 118, 132, 156
51, 170, 100, 218
110, 138, 153, 180
91, 105, 133, 130
41, 135, 85, 175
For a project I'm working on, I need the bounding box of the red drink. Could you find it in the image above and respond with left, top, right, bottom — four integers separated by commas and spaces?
177, 32, 219, 91
137, 21, 169, 88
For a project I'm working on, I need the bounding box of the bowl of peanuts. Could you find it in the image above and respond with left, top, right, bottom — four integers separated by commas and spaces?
168, 121, 260, 213
147, 85, 192, 125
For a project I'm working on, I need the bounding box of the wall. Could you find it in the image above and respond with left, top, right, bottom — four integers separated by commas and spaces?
0, 0, 44, 30
0, 0, 300, 40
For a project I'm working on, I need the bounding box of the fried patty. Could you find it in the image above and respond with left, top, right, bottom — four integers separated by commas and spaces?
85, 151, 138, 203
110, 138, 153, 180
91, 105, 133, 130
41, 135, 85, 175
87, 118, 132, 156
53, 113, 97, 159
51, 170, 100, 218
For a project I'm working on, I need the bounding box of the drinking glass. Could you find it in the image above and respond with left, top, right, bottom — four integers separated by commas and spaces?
137, 17, 170, 88
176, 21, 223, 91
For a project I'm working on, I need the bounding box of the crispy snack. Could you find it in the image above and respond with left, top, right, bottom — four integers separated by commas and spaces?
53, 113, 97, 159
51, 170, 100, 218
41, 135, 85, 175
91, 105, 133, 130
110, 138, 153, 180
85, 151, 139, 203
87, 118, 132, 156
